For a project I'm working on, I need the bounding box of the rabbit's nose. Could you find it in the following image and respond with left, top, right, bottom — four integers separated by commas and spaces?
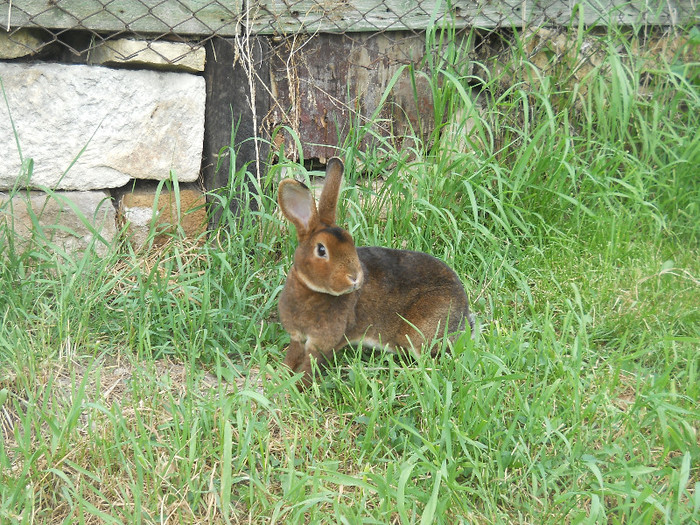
347, 270, 363, 289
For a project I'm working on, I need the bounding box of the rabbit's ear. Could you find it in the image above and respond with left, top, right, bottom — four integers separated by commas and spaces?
318, 157, 344, 226
279, 179, 319, 240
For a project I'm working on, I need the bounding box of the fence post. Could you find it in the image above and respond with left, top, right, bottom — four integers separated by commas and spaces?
202, 36, 270, 226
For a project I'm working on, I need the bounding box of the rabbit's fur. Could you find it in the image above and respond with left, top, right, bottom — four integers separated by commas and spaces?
278, 157, 474, 388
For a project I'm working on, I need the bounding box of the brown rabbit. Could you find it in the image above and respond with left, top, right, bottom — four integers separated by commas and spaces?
278, 157, 475, 388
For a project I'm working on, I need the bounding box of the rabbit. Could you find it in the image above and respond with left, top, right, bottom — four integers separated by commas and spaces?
277, 157, 475, 388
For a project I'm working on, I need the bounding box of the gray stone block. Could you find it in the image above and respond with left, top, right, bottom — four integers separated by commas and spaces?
0, 190, 117, 256
0, 29, 46, 59
0, 62, 205, 191
88, 38, 206, 72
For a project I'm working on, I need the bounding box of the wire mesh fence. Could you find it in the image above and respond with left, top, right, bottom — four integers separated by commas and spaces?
3, 1, 696, 38
2, 1, 695, 67
1, 0, 698, 163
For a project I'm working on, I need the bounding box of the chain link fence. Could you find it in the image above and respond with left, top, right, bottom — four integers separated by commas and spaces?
2, 1, 698, 164
2, 1, 695, 38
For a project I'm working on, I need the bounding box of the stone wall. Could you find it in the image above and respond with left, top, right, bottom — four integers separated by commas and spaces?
0, 31, 208, 254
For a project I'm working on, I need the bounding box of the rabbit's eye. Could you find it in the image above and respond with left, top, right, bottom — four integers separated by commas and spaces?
315, 243, 327, 258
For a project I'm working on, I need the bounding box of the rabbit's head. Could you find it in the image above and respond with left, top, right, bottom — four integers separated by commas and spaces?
278, 158, 364, 296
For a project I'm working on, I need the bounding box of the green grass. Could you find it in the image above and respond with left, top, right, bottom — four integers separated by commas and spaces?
1, 22, 699, 524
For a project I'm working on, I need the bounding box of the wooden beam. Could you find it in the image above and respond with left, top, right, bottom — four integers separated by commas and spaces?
250, 1, 698, 33
2, 1, 243, 35
2, 1, 696, 37
202, 36, 270, 225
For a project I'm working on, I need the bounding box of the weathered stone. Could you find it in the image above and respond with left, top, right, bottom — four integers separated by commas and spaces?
0, 63, 205, 191
0, 190, 117, 256
633, 33, 698, 72
482, 28, 612, 95
89, 38, 206, 72
634, 33, 699, 97
116, 183, 207, 250
439, 90, 487, 158
0, 29, 46, 58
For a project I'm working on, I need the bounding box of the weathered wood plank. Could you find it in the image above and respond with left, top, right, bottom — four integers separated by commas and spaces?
2, 0, 243, 35
250, 0, 698, 33
202, 37, 270, 225
267, 31, 448, 161
1, 0, 696, 36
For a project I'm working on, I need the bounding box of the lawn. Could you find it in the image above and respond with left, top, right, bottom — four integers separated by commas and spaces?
1, 23, 699, 524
